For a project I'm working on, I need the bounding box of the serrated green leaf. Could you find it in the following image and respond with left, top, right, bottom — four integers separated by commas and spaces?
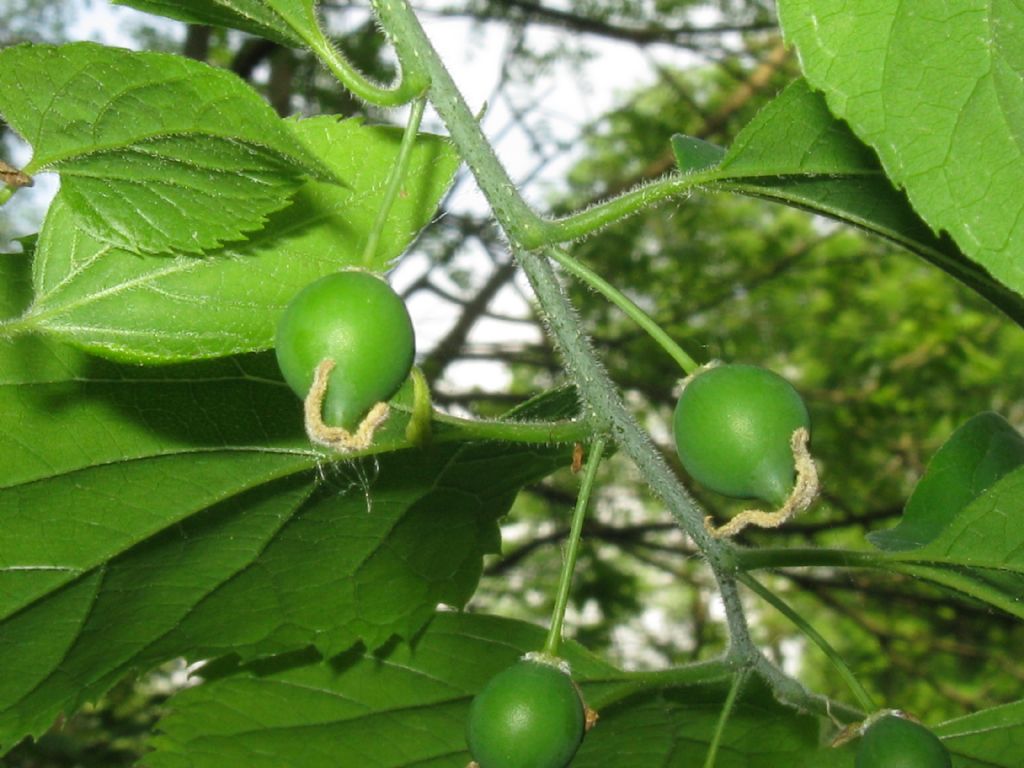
868, 465, 1024, 620
0, 340, 568, 748
871, 412, 1024, 551
697, 79, 1024, 326
145, 612, 857, 768
936, 699, 1024, 765
113, 0, 317, 48
0, 42, 330, 255
9, 118, 458, 363
777, 0, 1024, 295
905, 466, 1024, 573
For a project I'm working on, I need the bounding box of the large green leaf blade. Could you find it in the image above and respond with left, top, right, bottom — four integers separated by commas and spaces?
145, 612, 858, 768
0, 477, 316, 748
686, 79, 1024, 326
11, 118, 458, 363
776, 0, 1024, 295
870, 463, 1024, 619
0, 438, 569, 747
716, 79, 880, 176
936, 700, 1024, 764
0, 330, 570, 748
907, 467, 1024, 572
870, 412, 1024, 551
113, 0, 318, 47
0, 42, 329, 254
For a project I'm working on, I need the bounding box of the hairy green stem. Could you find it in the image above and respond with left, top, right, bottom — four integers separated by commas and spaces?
370, 0, 546, 246
549, 247, 700, 374
544, 437, 606, 657
0, 186, 13, 206
368, 0, 797, 709
305, 25, 428, 107
584, 659, 733, 710
363, 95, 428, 265
427, 410, 591, 444
739, 573, 876, 712
372, 2, 729, 249
736, 547, 890, 572
537, 175, 712, 246
372, 0, 755, 664
514, 247, 753, 654
752, 653, 864, 723
322, 412, 589, 461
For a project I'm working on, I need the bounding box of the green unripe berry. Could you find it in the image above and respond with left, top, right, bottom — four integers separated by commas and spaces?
856, 715, 951, 768
673, 363, 809, 505
275, 270, 415, 430
466, 660, 585, 768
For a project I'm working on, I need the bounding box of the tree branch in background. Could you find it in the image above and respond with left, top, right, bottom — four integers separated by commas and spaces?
448, 0, 776, 47
421, 258, 520, 382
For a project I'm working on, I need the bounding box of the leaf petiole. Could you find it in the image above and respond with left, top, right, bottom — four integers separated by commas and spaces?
423, 408, 592, 445
543, 436, 606, 657
531, 174, 711, 247
304, 27, 428, 107
703, 669, 747, 768
363, 95, 428, 266
739, 572, 876, 713
548, 247, 700, 375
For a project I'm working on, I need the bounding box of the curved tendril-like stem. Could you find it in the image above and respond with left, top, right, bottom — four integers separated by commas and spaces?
363, 95, 428, 265
548, 247, 699, 375
305, 29, 428, 107
705, 427, 819, 538
738, 572, 876, 714
703, 669, 748, 768
543, 436, 607, 658
304, 359, 390, 452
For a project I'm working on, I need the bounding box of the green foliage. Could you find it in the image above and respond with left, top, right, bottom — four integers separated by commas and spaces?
934, 700, 1024, 762
871, 412, 1024, 551
777, 0, 1024, 294
0, 338, 572, 748
6, 118, 457, 362
676, 79, 1024, 325
143, 613, 861, 767
1, 671, 170, 768
549, 31, 1024, 727
0, 254, 574, 750
0, 42, 329, 254
1, 1, 1023, 766
875, 460, 1024, 620
113, 0, 316, 47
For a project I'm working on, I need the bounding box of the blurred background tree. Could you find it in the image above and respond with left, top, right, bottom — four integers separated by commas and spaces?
2, 1, 1022, 763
